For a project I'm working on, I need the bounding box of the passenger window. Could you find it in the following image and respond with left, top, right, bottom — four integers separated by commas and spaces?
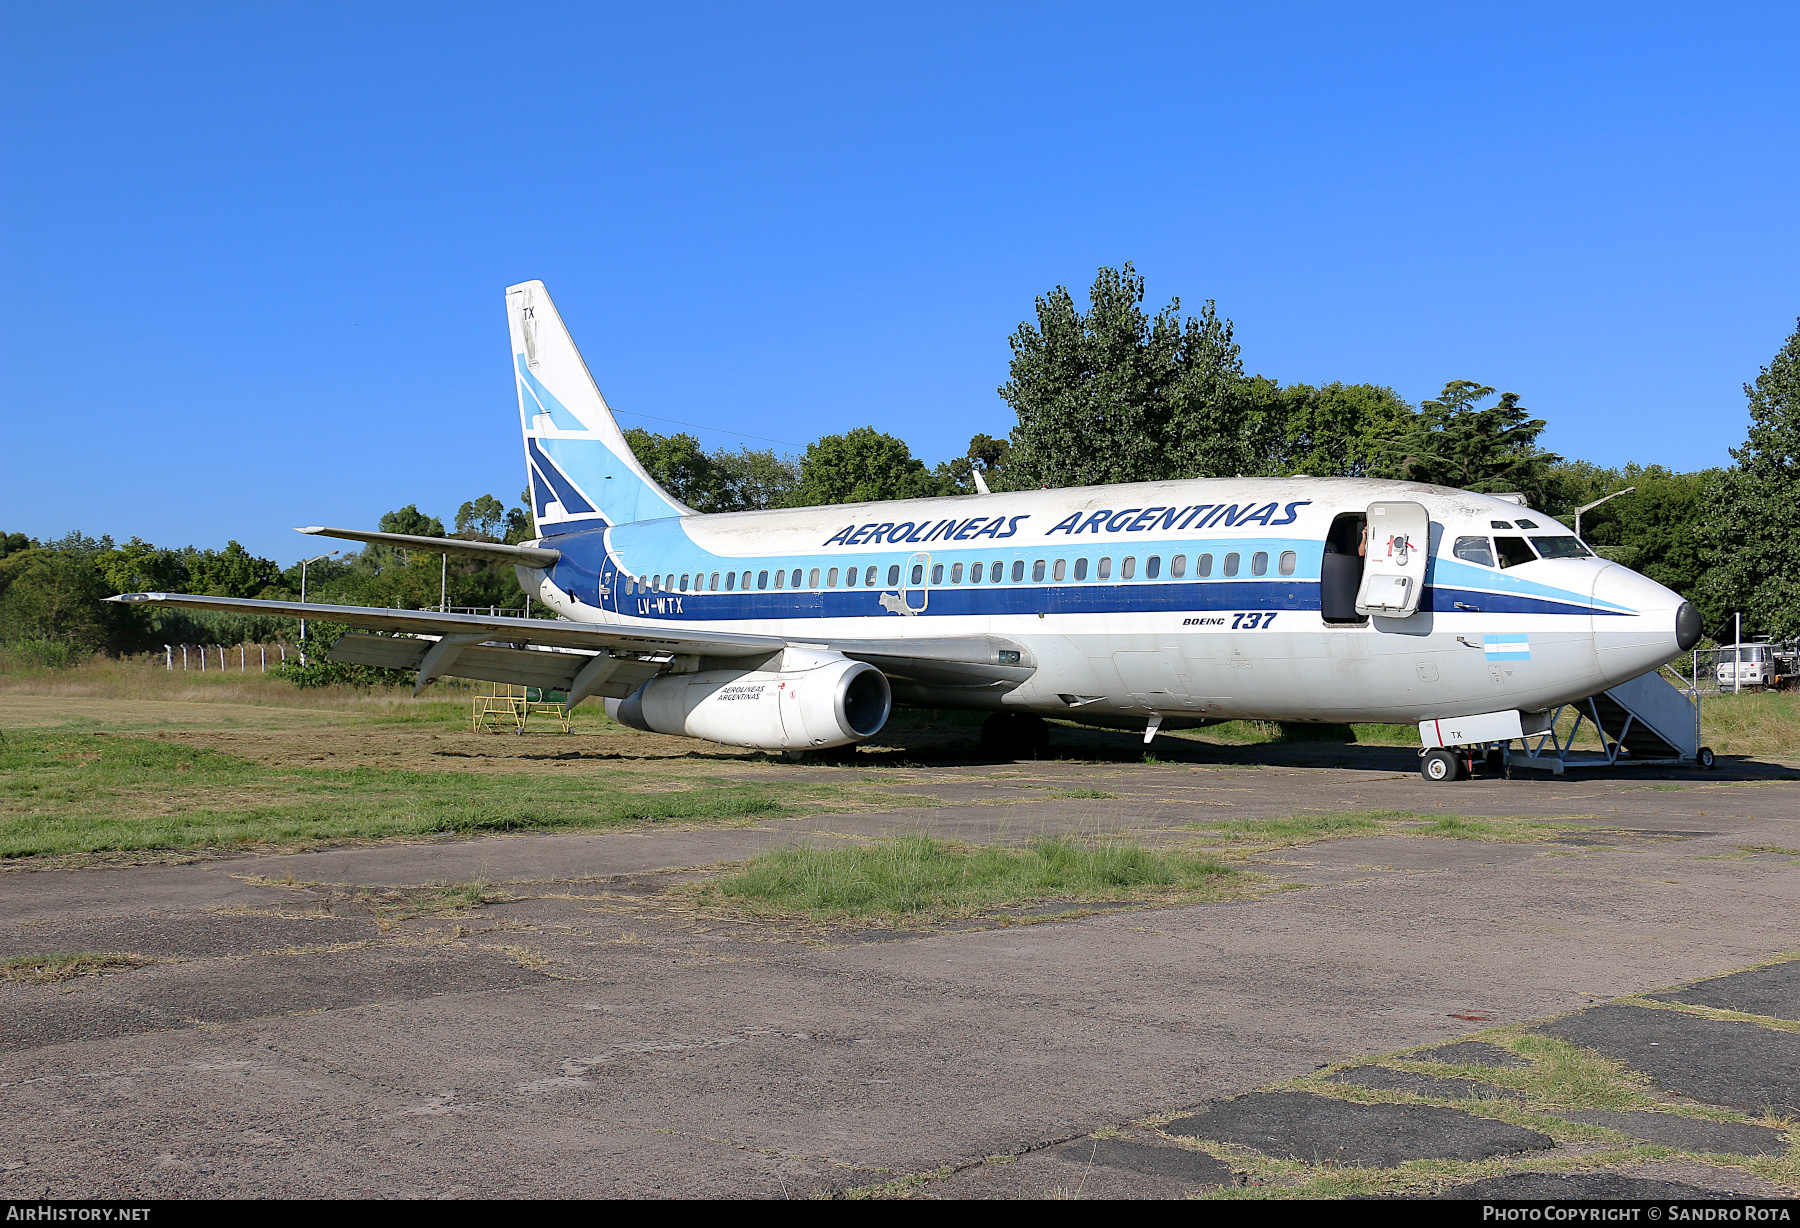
865, 566, 878, 586
742, 571, 752, 591
932, 563, 943, 584
1097, 557, 1112, 580
1146, 556, 1161, 579
968, 561, 982, 584
791, 569, 802, 588
1074, 558, 1088, 581
710, 572, 720, 591
1010, 560, 1024, 582
990, 561, 1003, 582
1171, 555, 1186, 578
1251, 552, 1268, 576
887, 565, 900, 586
845, 566, 858, 587
1053, 559, 1066, 581
1121, 557, 1136, 580
911, 564, 924, 584
827, 567, 839, 587
757, 570, 769, 589
809, 568, 820, 587
1032, 560, 1046, 582
1494, 537, 1537, 569
1278, 551, 1296, 576
724, 572, 735, 591
1197, 553, 1212, 577
1224, 553, 1240, 577
1453, 536, 1496, 567
774, 569, 785, 589
680, 574, 690, 591
951, 562, 964, 583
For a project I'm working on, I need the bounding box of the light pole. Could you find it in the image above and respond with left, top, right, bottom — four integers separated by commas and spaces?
298, 552, 337, 664
1574, 487, 1636, 543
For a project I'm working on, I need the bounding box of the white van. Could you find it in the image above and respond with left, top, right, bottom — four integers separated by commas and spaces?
1717, 643, 1776, 690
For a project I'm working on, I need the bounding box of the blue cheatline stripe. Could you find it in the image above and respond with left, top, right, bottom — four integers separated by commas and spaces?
590, 578, 1626, 622
538, 532, 1632, 621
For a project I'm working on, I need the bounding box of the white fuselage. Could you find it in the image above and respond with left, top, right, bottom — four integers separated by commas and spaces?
520, 476, 1691, 727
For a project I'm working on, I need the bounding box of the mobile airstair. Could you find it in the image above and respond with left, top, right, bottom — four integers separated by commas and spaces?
1507, 665, 1712, 774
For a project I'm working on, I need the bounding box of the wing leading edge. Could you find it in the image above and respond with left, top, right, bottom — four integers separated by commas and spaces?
106, 593, 1036, 707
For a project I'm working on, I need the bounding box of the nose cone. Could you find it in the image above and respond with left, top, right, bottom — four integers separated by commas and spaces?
1591, 563, 1692, 684
1676, 601, 1703, 652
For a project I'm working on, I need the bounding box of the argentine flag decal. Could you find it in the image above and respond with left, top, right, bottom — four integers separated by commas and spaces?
1483, 633, 1531, 660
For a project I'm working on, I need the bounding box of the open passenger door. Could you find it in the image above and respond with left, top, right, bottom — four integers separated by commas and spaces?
1355, 501, 1431, 617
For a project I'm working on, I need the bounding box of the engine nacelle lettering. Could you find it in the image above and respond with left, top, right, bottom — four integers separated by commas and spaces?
605, 655, 891, 750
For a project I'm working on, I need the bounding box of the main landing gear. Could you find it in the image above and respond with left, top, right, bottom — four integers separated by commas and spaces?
981, 713, 1050, 761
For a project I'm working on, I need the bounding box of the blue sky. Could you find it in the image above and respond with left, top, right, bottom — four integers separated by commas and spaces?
3, 2, 1796, 565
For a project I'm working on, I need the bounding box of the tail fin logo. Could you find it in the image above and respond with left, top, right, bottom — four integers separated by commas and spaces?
506, 280, 692, 533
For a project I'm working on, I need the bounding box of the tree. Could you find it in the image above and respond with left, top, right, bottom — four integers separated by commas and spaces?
1000, 264, 1278, 488
785, 427, 941, 507
1275, 382, 1416, 477
623, 428, 732, 511
1703, 318, 1800, 640
185, 541, 281, 599
0, 534, 131, 654
455, 494, 508, 540
624, 430, 803, 511
934, 434, 1012, 494
712, 447, 801, 510
379, 505, 445, 538
1387, 381, 1560, 503
1568, 464, 1720, 630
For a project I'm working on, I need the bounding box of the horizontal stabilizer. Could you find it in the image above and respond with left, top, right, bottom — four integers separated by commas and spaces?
298, 527, 560, 568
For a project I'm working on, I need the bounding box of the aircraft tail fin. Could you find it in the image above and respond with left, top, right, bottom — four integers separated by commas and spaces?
505, 280, 691, 535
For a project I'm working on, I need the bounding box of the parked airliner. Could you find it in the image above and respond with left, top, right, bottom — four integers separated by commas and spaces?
113, 281, 1704, 780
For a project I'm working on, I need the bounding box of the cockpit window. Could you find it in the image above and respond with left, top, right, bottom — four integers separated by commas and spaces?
1490, 520, 1513, 530
1494, 536, 1537, 569
1515, 518, 1540, 529
1530, 536, 1591, 559
1453, 536, 1496, 567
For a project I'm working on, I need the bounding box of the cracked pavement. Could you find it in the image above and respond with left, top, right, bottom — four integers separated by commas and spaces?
3, 752, 1798, 1198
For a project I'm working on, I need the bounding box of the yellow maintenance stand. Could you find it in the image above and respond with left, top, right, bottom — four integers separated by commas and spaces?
471, 682, 572, 735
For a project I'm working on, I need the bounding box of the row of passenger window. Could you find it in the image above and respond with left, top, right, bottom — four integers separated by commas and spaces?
626, 550, 1301, 595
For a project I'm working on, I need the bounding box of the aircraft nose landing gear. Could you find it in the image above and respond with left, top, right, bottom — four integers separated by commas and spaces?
1421, 748, 1464, 782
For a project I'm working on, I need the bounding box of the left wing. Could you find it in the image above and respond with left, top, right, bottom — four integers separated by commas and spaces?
108, 593, 788, 705
107, 593, 1036, 707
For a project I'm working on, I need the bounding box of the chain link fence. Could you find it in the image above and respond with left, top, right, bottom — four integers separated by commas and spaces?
1686, 643, 1797, 695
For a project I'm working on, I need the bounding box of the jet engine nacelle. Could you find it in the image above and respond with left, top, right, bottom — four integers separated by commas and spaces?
605, 650, 891, 751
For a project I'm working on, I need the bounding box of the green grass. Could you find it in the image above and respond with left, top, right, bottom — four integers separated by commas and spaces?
3, 952, 154, 983
0, 726, 869, 859
697, 834, 1240, 924
1192, 720, 1420, 747
1184, 809, 1562, 845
